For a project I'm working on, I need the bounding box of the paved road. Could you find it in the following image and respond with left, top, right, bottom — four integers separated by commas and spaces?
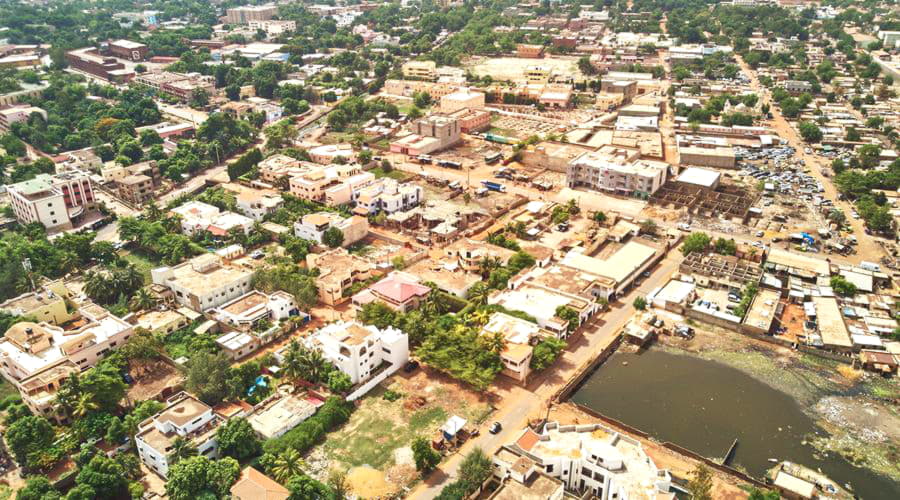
408, 250, 682, 499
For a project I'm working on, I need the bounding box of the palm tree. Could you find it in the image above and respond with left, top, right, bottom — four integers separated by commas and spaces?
73, 393, 99, 418
466, 309, 491, 327
145, 200, 163, 222
129, 288, 156, 312
477, 256, 502, 278
271, 448, 307, 483
169, 436, 198, 465
84, 271, 114, 304
281, 340, 304, 382
467, 282, 490, 306
480, 331, 507, 354
300, 348, 330, 384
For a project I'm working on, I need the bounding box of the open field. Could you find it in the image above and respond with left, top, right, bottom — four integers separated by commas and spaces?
121, 252, 159, 284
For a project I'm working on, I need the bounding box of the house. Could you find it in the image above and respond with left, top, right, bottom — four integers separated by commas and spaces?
351, 271, 432, 313
246, 394, 324, 440
481, 313, 546, 384
131, 309, 189, 335
212, 290, 299, 332
0, 104, 46, 131
307, 321, 409, 384
169, 200, 254, 237
495, 422, 674, 500
231, 466, 289, 500
151, 254, 254, 312
0, 304, 133, 423
294, 212, 369, 248
135, 392, 224, 477
0, 280, 75, 326
352, 179, 423, 215
306, 249, 377, 306
488, 285, 595, 339
444, 238, 517, 273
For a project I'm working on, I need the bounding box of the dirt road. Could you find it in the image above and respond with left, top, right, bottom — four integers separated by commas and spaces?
408, 250, 683, 499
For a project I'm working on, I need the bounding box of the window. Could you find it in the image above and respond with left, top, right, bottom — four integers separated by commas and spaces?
546, 464, 553, 473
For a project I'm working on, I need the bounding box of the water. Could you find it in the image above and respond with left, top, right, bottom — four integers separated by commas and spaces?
571, 349, 900, 500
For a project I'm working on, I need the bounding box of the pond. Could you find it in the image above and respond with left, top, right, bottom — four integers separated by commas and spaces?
571, 349, 900, 499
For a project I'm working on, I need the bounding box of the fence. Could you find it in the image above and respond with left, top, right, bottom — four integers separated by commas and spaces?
554, 334, 623, 403
345, 362, 402, 402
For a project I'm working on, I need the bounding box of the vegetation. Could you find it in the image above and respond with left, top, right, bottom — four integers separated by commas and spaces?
262, 396, 354, 456
412, 436, 441, 473
530, 337, 567, 371
830, 275, 858, 297
681, 232, 712, 255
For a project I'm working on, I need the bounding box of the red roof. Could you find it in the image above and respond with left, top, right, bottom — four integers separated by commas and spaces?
370, 275, 431, 303
516, 428, 540, 452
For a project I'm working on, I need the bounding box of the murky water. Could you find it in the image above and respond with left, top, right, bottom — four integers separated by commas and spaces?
571, 349, 900, 499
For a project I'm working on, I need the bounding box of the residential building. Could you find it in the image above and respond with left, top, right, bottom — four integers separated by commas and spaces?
0, 81, 49, 107
248, 20, 297, 36
169, 200, 254, 237
288, 164, 367, 204
520, 141, 596, 173
440, 88, 485, 114
107, 39, 148, 61
307, 321, 409, 384
134, 71, 215, 102
444, 238, 517, 273
151, 253, 255, 312
230, 186, 283, 221
231, 467, 289, 500
401, 60, 437, 80
6, 172, 96, 230
0, 280, 74, 326
306, 249, 377, 306
0, 304, 133, 423
294, 212, 369, 247
390, 114, 461, 156
488, 284, 596, 338
481, 313, 546, 384
559, 242, 660, 299
226, 5, 278, 24
352, 179, 423, 215
494, 422, 674, 499
246, 395, 324, 440
131, 309, 189, 335
566, 148, 669, 199
212, 290, 298, 332
308, 143, 355, 164
66, 47, 134, 83
0, 104, 46, 131
135, 392, 224, 477
405, 257, 482, 299
783, 80, 813, 94
488, 461, 564, 500
351, 271, 432, 313
257, 154, 304, 184
447, 107, 491, 133
117, 174, 154, 205
323, 170, 377, 206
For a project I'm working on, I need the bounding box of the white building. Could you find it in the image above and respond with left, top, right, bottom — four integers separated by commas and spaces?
151, 254, 254, 312
495, 422, 675, 500
352, 179, 423, 215
6, 172, 96, 230
212, 290, 298, 331
135, 392, 223, 477
481, 313, 545, 384
307, 321, 408, 385
293, 212, 369, 247
170, 200, 254, 237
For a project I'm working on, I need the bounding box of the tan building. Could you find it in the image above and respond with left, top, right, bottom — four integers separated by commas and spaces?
444, 238, 516, 273
402, 60, 437, 80
481, 313, 546, 384
0, 280, 74, 326
117, 174, 154, 205
294, 212, 368, 248
517, 44, 545, 58
231, 467, 289, 500
390, 114, 461, 156
226, 5, 278, 24
351, 271, 432, 313
306, 248, 377, 306
440, 88, 485, 114
151, 254, 254, 312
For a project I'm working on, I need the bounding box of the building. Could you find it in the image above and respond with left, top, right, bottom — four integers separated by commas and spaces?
675, 167, 722, 190
0, 281, 74, 326
517, 44, 545, 58
307, 143, 355, 164
65, 47, 134, 83
231, 186, 283, 221
401, 60, 437, 80
447, 107, 491, 133
810, 296, 852, 351
488, 464, 564, 500
440, 88, 486, 114
0, 82, 49, 107
352, 179, 423, 215
136, 392, 224, 477
559, 242, 659, 299
131, 309, 189, 335
257, 154, 304, 184
107, 40, 148, 61
170, 200, 254, 237
231, 467, 289, 500
524, 65, 551, 83
390, 114, 461, 156
0, 104, 46, 131
351, 271, 432, 313
306, 249, 377, 306
567, 148, 669, 199
6, 172, 96, 230
0, 304, 133, 423
519, 141, 596, 173
481, 313, 546, 384
494, 422, 674, 499
134, 71, 215, 102
783, 80, 813, 94
226, 5, 278, 24
288, 164, 370, 204
151, 253, 255, 312
444, 238, 517, 273
248, 20, 297, 36
488, 284, 595, 338
308, 321, 409, 384
117, 174, 154, 205
212, 290, 298, 333
246, 394, 323, 440
294, 212, 369, 247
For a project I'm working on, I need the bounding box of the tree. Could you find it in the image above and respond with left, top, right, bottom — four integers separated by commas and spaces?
322, 226, 344, 248
845, 127, 861, 142
411, 437, 441, 473
328, 371, 352, 394
75, 454, 129, 499
271, 448, 307, 483
226, 84, 241, 101
287, 474, 333, 499
327, 469, 350, 500
166, 456, 240, 500
681, 232, 711, 255
640, 219, 658, 235
633, 296, 647, 310
555, 306, 580, 333
748, 488, 781, 500
186, 352, 232, 405
169, 436, 198, 465
830, 276, 857, 297
216, 417, 262, 461
714, 238, 737, 256
593, 211, 607, 224
798, 121, 822, 142
530, 337, 566, 371
17, 477, 61, 500
458, 448, 492, 492
687, 464, 714, 500
6, 415, 55, 467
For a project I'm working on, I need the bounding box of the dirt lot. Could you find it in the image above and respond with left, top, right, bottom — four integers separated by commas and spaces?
306, 367, 493, 497
126, 358, 185, 402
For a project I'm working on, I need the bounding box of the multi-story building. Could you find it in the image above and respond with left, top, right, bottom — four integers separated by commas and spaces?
248, 20, 297, 36
401, 60, 437, 80
294, 212, 369, 248
444, 238, 516, 273
0, 280, 75, 326
517, 44, 545, 58
307, 321, 409, 384
0, 82, 49, 108
117, 174, 154, 205
351, 271, 432, 313
151, 253, 255, 312
306, 248, 377, 306
439, 88, 485, 114
0, 303, 134, 423
66, 48, 134, 83
234, 188, 283, 221
287, 164, 368, 203
447, 107, 491, 133
212, 290, 298, 332
480, 313, 546, 384
323, 171, 376, 206
6, 172, 96, 230
257, 154, 305, 184
133, 71, 215, 102
226, 5, 278, 24
0, 104, 46, 131
107, 40, 148, 61
169, 200, 254, 236
783, 80, 813, 94
494, 422, 674, 499
566, 148, 668, 199
352, 179, 423, 215
390, 115, 461, 156
135, 392, 224, 477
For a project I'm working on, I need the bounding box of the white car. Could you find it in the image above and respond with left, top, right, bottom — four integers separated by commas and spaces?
851, 211, 860, 219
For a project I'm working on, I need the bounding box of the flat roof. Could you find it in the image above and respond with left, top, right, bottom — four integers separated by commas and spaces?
676, 167, 721, 187
812, 296, 852, 348
744, 288, 780, 332
561, 242, 657, 285
767, 248, 831, 276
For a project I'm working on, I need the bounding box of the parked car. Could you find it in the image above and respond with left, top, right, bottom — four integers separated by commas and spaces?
404, 360, 420, 373
489, 422, 502, 434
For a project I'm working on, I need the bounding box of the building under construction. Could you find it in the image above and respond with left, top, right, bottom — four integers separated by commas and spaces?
649, 181, 758, 223
679, 252, 763, 290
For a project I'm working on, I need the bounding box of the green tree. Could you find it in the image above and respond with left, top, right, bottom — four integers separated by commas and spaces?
186, 352, 233, 405
554, 306, 580, 333
6, 415, 55, 467
166, 456, 240, 500
748, 487, 781, 500
17, 476, 61, 500
458, 447, 492, 492
830, 276, 857, 297
411, 437, 441, 473
530, 337, 566, 371
845, 127, 861, 142
798, 121, 822, 142
328, 371, 353, 394
271, 448, 307, 483
322, 226, 345, 248
75, 454, 130, 499
714, 238, 737, 255
681, 232, 711, 255
633, 296, 647, 310
688, 464, 714, 500
216, 417, 262, 461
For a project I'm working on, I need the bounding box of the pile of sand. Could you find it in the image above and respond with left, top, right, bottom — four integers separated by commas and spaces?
347, 465, 396, 499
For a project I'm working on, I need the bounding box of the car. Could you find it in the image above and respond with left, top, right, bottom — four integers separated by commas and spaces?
642, 271, 651, 278
557, 222, 569, 232
756, 230, 764, 237
489, 422, 502, 434
404, 360, 420, 373
122, 373, 134, 385
250, 250, 265, 259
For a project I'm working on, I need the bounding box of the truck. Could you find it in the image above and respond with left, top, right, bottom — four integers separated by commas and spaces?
437, 159, 462, 169
481, 180, 506, 192
860, 261, 881, 272
484, 151, 502, 164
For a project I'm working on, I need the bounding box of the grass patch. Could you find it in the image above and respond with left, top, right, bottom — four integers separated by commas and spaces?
121, 252, 159, 285
369, 167, 410, 181
0, 485, 11, 500
0, 379, 19, 400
